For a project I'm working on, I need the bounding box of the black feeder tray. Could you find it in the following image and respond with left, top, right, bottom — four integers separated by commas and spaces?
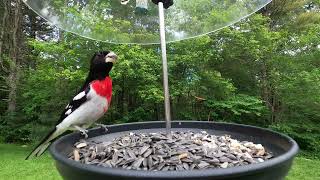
50, 121, 299, 180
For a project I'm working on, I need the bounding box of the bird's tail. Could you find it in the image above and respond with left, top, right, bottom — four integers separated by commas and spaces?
25, 127, 58, 160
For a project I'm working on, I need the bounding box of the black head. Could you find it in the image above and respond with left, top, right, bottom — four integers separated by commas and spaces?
89, 51, 118, 80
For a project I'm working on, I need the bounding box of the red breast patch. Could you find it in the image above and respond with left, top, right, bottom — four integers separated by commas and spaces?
91, 77, 112, 104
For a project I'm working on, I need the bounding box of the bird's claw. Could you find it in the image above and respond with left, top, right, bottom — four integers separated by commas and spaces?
80, 129, 88, 139
95, 123, 108, 132
100, 124, 108, 132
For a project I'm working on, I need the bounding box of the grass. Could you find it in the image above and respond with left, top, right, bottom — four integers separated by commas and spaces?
0, 143, 319, 180
287, 157, 320, 180
0, 144, 61, 180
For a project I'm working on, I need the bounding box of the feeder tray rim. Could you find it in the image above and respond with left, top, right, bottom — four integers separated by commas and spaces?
50, 121, 299, 178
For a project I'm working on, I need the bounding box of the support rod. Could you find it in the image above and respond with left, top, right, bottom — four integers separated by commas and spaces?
158, 2, 171, 135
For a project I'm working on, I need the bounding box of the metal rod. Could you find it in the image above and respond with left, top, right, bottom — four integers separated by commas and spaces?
158, 2, 171, 135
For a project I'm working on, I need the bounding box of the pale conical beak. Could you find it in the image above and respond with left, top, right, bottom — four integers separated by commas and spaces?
105, 52, 118, 63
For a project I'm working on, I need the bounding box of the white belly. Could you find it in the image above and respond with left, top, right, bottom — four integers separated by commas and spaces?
56, 89, 108, 131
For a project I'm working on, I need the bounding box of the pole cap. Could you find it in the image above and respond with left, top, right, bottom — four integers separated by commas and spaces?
152, 0, 174, 9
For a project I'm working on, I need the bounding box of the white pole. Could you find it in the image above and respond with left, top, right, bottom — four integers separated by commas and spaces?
158, 2, 171, 136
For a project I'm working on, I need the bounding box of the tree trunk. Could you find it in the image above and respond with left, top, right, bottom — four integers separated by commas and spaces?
7, 64, 19, 112
7, 0, 23, 113
0, 0, 8, 72
260, 60, 280, 123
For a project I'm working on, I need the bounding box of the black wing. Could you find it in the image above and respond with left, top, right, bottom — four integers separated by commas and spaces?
55, 85, 91, 125
25, 85, 91, 159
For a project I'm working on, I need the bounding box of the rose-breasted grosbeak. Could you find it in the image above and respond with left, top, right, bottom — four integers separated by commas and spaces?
26, 51, 118, 159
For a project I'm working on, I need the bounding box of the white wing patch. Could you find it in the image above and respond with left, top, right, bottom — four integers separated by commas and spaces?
73, 91, 86, 101
65, 109, 72, 115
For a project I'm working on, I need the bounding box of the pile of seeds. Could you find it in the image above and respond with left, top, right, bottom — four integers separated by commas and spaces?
69, 131, 273, 171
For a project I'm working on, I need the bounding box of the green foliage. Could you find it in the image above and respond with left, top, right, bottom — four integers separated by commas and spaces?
278, 69, 320, 118
20, 40, 86, 123
0, 113, 32, 143
270, 122, 320, 159
4, 128, 31, 144
205, 94, 267, 124
194, 71, 236, 100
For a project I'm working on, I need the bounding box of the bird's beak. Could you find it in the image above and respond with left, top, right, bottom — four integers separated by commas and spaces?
105, 52, 118, 63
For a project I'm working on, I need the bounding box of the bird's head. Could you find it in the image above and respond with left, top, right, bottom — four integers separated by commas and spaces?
104, 51, 118, 64
92, 51, 118, 65
90, 51, 118, 79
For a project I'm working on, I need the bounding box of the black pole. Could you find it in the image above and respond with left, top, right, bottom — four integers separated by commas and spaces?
152, 0, 173, 9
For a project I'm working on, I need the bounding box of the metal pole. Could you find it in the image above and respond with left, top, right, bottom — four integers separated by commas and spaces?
158, 2, 171, 135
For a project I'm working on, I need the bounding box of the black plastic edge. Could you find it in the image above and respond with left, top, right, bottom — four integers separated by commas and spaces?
50, 121, 299, 178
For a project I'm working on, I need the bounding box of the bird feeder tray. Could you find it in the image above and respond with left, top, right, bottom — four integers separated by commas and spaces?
50, 121, 298, 180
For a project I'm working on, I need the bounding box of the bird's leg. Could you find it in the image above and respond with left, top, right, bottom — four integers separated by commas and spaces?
94, 123, 109, 132
73, 125, 89, 138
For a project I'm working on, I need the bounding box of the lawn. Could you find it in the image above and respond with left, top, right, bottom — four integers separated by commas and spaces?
0, 144, 319, 180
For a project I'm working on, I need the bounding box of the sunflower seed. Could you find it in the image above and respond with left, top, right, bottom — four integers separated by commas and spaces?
73, 149, 80, 161
69, 131, 273, 171
221, 162, 229, 168
198, 161, 210, 169
132, 158, 144, 169
139, 145, 150, 155
76, 142, 87, 149
143, 149, 152, 158
157, 162, 166, 171
182, 163, 189, 170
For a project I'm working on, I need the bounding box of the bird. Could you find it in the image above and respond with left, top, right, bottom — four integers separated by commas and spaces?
25, 51, 118, 160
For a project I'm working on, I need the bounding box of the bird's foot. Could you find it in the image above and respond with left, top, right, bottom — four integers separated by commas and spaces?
80, 129, 89, 139
95, 123, 108, 132
73, 125, 89, 139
